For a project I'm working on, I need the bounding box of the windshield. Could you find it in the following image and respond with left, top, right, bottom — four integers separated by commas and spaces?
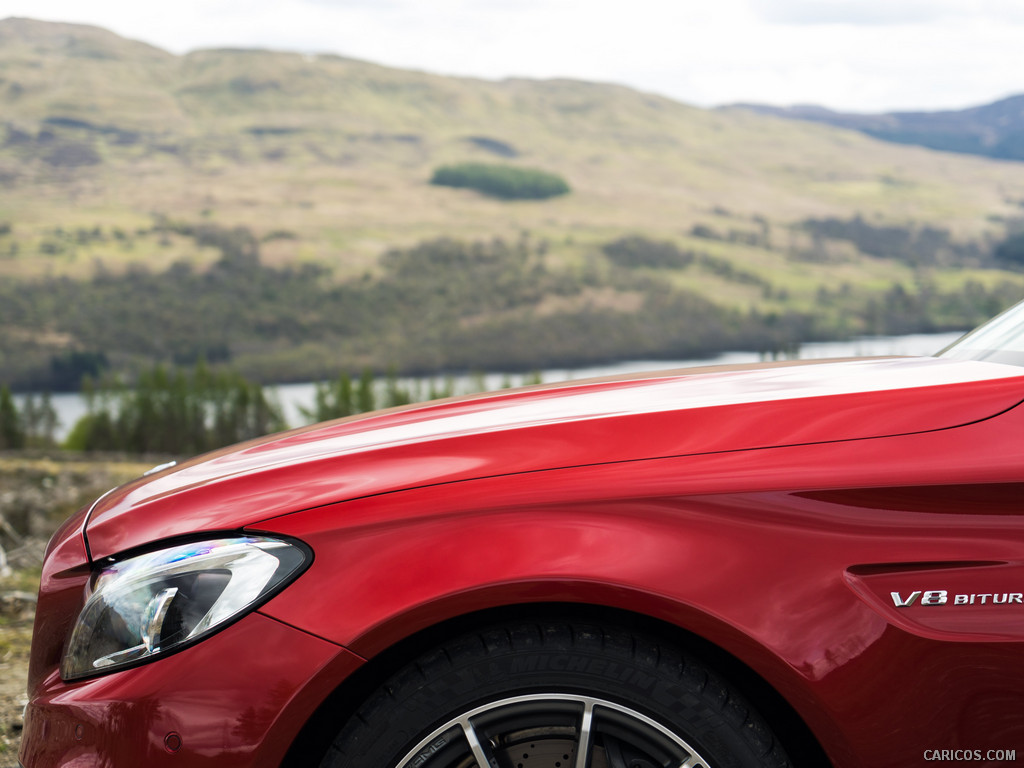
940, 299, 1024, 367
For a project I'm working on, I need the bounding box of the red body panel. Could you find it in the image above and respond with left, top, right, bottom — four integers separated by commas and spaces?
84, 357, 1024, 558
21, 355, 1024, 768
253, 405, 1024, 767
21, 612, 360, 768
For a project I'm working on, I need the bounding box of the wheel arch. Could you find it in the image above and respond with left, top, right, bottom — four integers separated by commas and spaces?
279, 600, 832, 768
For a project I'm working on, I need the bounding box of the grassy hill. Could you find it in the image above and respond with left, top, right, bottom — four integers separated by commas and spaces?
3, 17, 1024, 387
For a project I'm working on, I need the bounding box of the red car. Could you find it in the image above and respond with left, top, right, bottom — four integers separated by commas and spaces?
20, 303, 1024, 768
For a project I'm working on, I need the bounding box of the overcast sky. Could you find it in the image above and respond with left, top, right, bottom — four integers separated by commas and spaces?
5, 0, 1024, 113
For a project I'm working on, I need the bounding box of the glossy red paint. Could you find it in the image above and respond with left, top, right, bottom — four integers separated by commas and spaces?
22, 612, 360, 768
251, 404, 1024, 766
84, 357, 1023, 559
20, 353, 1024, 768
26, 504, 92, 695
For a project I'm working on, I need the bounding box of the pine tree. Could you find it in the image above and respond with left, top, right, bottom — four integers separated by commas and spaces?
37, 392, 58, 447
357, 369, 375, 413
0, 385, 25, 449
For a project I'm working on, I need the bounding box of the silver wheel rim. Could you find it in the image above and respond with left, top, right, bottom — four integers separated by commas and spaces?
396, 693, 713, 768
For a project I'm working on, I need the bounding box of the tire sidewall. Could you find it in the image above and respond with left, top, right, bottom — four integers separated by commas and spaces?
327, 623, 783, 768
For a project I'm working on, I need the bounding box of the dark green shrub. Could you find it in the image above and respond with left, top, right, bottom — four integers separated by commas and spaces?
995, 232, 1024, 267
430, 163, 570, 200
603, 236, 694, 268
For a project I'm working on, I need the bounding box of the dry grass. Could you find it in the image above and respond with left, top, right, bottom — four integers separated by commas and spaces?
0, 580, 34, 768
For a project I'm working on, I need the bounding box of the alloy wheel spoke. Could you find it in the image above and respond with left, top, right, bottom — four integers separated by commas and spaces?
396, 693, 713, 768
460, 716, 495, 768
573, 699, 595, 768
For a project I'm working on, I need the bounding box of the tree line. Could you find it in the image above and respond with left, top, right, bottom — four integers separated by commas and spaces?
0, 225, 1020, 393
0, 364, 542, 455
0, 387, 57, 450
799, 215, 988, 267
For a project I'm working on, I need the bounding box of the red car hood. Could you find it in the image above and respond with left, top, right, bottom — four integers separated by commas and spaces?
83, 356, 1024, 559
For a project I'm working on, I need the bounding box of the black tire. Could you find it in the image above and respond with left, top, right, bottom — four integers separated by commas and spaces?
319, 621, 793, 768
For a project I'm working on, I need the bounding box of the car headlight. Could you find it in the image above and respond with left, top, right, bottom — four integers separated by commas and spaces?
61, 535, 310, 681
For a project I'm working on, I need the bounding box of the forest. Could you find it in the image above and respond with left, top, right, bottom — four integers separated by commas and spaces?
1, 219, 1020, 393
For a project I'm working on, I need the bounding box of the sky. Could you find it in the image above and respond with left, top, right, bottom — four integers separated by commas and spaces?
4, 0, 1024, 113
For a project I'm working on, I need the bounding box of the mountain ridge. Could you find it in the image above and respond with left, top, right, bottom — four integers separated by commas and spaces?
728, 95, 1024, 161
4, 16, 1024, 267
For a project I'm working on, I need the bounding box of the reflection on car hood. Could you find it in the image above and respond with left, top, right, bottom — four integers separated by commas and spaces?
84, 357, 1024, 559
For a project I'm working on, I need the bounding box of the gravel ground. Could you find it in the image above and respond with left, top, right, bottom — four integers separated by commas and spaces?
0, 589, 33, 768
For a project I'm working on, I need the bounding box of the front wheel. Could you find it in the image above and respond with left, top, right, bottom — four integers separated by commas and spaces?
319, 621, 793, 768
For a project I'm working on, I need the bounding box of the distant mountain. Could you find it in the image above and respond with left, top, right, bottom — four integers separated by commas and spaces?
728, 95, 1024, 161
3, 17, 1024, 387
4, 14, 1023, 255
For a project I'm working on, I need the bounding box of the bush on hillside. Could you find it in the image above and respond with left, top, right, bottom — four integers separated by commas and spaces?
430, 163, 570, 200
602, 236, 694, 269
995, 231, 1024, 268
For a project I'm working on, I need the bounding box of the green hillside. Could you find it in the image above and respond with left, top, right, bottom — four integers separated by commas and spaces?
2, 17, 1024, 388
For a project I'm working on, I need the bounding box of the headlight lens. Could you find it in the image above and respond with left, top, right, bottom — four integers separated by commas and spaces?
61, 536, 309, 681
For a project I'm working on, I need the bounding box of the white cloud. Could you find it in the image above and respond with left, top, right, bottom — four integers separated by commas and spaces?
747, 0, 949, 26
748, 0, 1024, 26
3, 0, 1023, 111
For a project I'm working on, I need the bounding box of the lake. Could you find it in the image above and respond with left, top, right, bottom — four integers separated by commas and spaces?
18, 331, 967, 441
